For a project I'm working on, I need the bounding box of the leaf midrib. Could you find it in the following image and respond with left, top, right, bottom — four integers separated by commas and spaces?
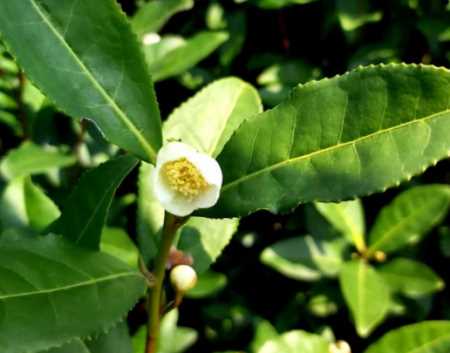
29, 0, 156, 162
0, 271, 142, 300
221, 109, 450, 192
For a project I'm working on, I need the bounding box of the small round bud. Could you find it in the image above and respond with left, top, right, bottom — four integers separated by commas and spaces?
329, 340, 351, 353
170, 265, 197, 293
374, 251, 387, 263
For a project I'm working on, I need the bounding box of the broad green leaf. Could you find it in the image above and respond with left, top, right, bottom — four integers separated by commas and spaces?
257, 330, 329, 353
164, 77, 262, 157
132, 326, 147, 353
0, 142, 76, 180
364, 321, 450, 353
0, 0, 162, 162
177, 217, 239, 274
261, 233, 347, 281
379, 258, 444, 298
186, 271, 227, 298
158, 309, 197, 353
258, 60, 319, 87
132, 0, 193, 36
137, 162, 164, 263
339, 260, 390, 337
51, 155, 138, 249
315, 199, 366, 251
336, 0, 383, 32
207, 64, 450, 218
0, 177, 59, 231
0, 234, 146, 353
101, 227, 139, 269
85, 322, 132, 353
146, 31, 228, 82
368, 185, 450, 255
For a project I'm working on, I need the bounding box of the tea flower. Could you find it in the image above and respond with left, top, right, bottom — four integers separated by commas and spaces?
152, 142, 223, 216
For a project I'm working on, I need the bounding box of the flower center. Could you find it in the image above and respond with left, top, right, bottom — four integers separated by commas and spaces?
162, 158, 209, 198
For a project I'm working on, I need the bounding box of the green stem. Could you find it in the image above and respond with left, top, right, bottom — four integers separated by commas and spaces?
146, 212, 183, 353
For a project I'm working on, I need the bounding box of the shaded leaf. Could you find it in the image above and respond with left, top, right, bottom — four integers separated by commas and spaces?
158, 310, 197, 353
0, 142, 75, 180
257, 330, 328, 353
186, 271, 227, 298
101, 227, 139, 269
379, 258, 444, 298
0, 233, 146, 353
368, 185, 450, 255
85, 322, 132, 353
51, 155, 138, 250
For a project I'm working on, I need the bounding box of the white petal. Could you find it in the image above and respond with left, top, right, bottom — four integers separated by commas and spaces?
156, 142, 197, 165
187, 151, 223, 187
192, 184, 221, 209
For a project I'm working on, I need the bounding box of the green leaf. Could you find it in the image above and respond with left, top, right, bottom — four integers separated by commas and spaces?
0, 234, 146, 353
261, 233, 347, 281
137, 162, 164, 263
0, 142, 76, 180
257, 330, 329, 353
0, 177, 59, 231
315, 199, 366, 251
339, 259, 390, 337
251, 320, 279, 353
158, 309, 197, 353
145, 31, 228, 82
336, 0, 383, 32
364, 321, 450, 353
164, 77, 262, 157
23, 178, 60, 231
131, 0, 193, 36
207, 64, 450, 218
250, 0, 319, 10
177, 217, 239, 274
185, 271, 227, 298
368, 185, 450, 255
379, 258, 444, 298
85, 322, 132, 353
51, 155, 138, 249
0, 0, 162, 162
101, 227, 140, 269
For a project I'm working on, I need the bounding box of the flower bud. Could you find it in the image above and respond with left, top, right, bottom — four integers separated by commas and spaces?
374, 251, 387, 263
170, 265, 198, 293
329, 340, 351, 353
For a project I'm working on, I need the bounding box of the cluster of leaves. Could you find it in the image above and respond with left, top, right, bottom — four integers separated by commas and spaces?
0, 0, 449, 353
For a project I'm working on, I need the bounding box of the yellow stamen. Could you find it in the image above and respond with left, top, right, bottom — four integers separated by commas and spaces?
163, 158, 208, 198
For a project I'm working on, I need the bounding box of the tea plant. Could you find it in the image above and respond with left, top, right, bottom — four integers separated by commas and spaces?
0, 1, 449, 353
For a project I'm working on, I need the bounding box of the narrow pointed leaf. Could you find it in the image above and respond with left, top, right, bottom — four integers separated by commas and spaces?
146, 31, 228, 82
0, 142, 76, 180
164, 77, 262, 157
340, 259, 390, 337
0, 0, 162, 162
368, 185, 450, 255
315, 199, 366, 251
207, 64, 450, 217
364, 321, 450, 353
0, 234, 146, 353
379, 258, 444, 298
51, 155, 138, 249
131, 0, 193, 36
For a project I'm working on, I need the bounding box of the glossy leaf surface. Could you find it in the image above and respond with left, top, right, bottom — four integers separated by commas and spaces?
0, 0, 162, 162
208, 64, 450, 217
